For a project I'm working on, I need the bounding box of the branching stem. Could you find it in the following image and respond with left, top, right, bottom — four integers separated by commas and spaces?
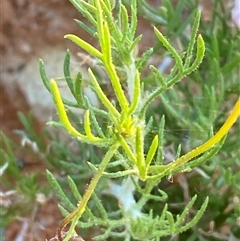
59, 142, 120, 241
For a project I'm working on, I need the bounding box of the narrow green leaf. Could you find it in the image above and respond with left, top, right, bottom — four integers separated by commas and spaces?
39, 59, 50, 92
154, 27, 183, 73
63, 50, 75, 95
136, 126, 145, 179
145, 135, 158, 169
46, 170, 75, 209
92, 192, 108, 220
184, 10, 201, 68
120, 4, 129, 41
175, 195, 197, 227
102, 21, 112, 62
68, 176, 82, 201
128, 70, 140, 115
100, 0, 122, 42
115, 131, 137, 165
129, 34, 142, 54
136, 48, 153, 71
85, 98, 105, 138
88, 68, 120, 122
222, 53, 240, 74
129, 0, 137, 40
155, 116, 165, 165
74, 19, 96, 36
166, 211, 174, 231
64, 34, 103, 60
166, 0, 186, 33
84, 110, 97, 140
150, 65, 167, 88
74, 72, 85, 107
184, 34, 205, 75
178, 196, 209, 233
79, 0, 96, 13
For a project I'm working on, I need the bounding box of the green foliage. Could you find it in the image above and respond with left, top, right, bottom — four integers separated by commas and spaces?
1, 0, 240, 241
0, 131, 40, 226
38, 0, 239, 240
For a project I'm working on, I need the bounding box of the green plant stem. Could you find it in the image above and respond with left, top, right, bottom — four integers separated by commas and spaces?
149, 98, 240, 178
95, 0, 129, 111
60, 142, 120, 241
50, 79, 111, 147
169, 98, 240, 168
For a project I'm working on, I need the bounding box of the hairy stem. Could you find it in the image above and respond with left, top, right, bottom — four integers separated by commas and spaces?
59, 142, 120, 241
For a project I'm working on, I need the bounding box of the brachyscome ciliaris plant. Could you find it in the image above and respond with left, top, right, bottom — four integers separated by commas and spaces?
39, 1, 240, 240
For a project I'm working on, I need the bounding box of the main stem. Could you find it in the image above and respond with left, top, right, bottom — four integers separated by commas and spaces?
59, 142, 120, 241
